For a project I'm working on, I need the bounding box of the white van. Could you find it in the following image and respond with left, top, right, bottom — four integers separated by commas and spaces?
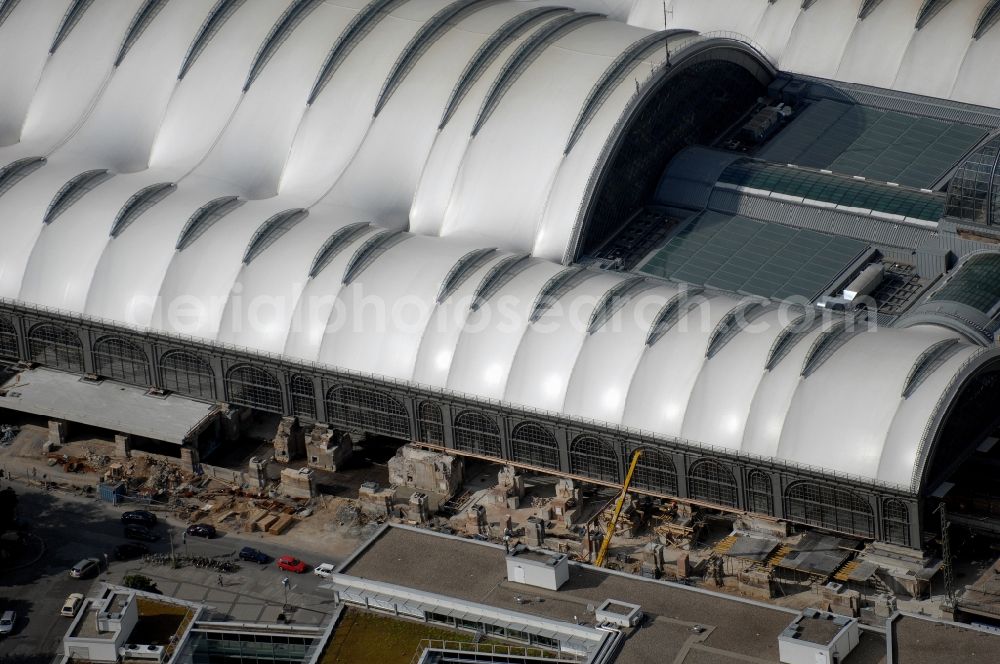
0, 610, 15, 635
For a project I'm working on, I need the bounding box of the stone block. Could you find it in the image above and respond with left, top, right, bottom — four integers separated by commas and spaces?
273, 416, 305, 463
387, 444, 463, 497
114, 433, 132, 459
358, 481, 394, 518
306, 425, 352, 471
47, 420, 68, 447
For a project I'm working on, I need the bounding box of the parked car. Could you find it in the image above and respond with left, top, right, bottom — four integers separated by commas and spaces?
113, 543, 149, 561
124, 524, 161, 542
185, 524, 216, 539
61, 594, 85, 618
121, 510, 157, 528
0, 611, 15, 636
70, 558, 100, 579
276, 555, 307, 574
313, 563, 335, 579
239, 547, 269, 564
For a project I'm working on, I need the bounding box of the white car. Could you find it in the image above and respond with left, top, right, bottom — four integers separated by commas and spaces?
313, 563, 335, 579
61, 593, 85, 617
0, 610, 15, 636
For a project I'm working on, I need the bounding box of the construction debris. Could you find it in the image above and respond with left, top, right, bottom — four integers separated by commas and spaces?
387, 444, 463, 497
272, 416, 305, 463
306, 424, 352, 471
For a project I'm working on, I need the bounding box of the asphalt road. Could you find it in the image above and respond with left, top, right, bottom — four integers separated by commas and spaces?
0, 479, 344, 661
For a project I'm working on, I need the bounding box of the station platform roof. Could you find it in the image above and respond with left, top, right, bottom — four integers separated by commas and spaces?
0, 366, 219, 444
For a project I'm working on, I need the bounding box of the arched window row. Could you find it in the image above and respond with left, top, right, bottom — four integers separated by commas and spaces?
784, 481, 874, 539
227, 364, 283, 413
631, 448, 678, 497
159, 350, 215, 400
882, 497, 911, 548
93, 336, 149, 385
453, 410, 501, 457
418, 401, 445, 445
326, 385, 410, 439
570, 435, 619, 483
289, 374, 317, 420
688, 459, 738, 508
511, 422, 560, 470
745, 469, 774, 515
0, 316, 18, 360
27, 323, 83, 372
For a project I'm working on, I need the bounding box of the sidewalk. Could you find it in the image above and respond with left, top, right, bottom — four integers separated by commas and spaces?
102, 560, 335, 626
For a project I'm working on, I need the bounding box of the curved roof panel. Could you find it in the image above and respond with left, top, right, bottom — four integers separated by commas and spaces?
617, 0, 1000, 108
0, 1, 995, 495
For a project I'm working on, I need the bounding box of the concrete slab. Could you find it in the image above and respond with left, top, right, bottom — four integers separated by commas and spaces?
230, 603, 265, 621
0, 367, 218, 443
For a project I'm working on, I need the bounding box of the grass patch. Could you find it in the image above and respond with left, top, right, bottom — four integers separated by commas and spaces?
321, 608, 482, 664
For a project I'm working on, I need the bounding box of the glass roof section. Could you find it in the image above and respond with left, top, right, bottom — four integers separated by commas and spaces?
308, 0, 407, 105
927, 252, 1000, 314
0, 157, 45, 200
242, 208, 307, 263
244, 0, 322, 91
375, 0, 497, 117
473, 12, 604, 136
637, 211, 868, 301
440, 7, 568, 129
945, 133, 1000, 227
975, 0, 1000, 40
719, 159, 946, 221
115, 0, 166, 67
0, 0, 21, 28
50, 0, 93, 55
178, 0, 245, 80
44, 169, 112, 225
759, 99, 987, 189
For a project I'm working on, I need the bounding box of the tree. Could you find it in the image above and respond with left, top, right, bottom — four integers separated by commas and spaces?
122, 574, 160, 594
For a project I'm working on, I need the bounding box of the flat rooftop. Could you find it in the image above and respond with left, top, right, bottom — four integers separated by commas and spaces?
509, 547, 564, 565
343, 527, 865, 663
785, 610, 852, 646
0, 367, 218, 444
344, 526, 1000, 664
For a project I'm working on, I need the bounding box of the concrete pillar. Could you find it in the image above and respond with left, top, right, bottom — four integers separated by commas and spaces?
114, 433, 132, 459
248, 456, 268, 490
273, 416, 305, 463
47, 420, 69, 447
180, 445, 200, 473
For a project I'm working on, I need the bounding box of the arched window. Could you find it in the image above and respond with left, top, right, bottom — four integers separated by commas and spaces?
631, 448, 678, 496
453, 410, 501, 457
27, 323, 83, 371
0, 316, 18, 360
289, 374, 316, 420
511, 422, 559, 470
93, 336, 149, 385
882, 498, 911, 548
159, 350, 215, 400
417, 401, 444, 444
746, 469, 774, 515
227, 365, 282, 413
784, 481, 875, 539
326, 385, 410, 439
688, 459, 738, 508
570, 435, 619, 483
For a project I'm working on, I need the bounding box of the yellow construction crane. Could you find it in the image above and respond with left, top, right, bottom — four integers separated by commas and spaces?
594, 449, 643, 568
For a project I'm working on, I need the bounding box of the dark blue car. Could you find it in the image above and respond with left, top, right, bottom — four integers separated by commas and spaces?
239, 547, 270, 564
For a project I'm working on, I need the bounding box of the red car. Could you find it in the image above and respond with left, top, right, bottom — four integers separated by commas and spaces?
276, 555, 307, 573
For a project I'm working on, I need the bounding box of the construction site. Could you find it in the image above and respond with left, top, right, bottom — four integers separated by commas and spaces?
4, 400, 1000, 636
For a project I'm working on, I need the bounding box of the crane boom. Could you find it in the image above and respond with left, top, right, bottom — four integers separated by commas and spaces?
594, 449, 643, 568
